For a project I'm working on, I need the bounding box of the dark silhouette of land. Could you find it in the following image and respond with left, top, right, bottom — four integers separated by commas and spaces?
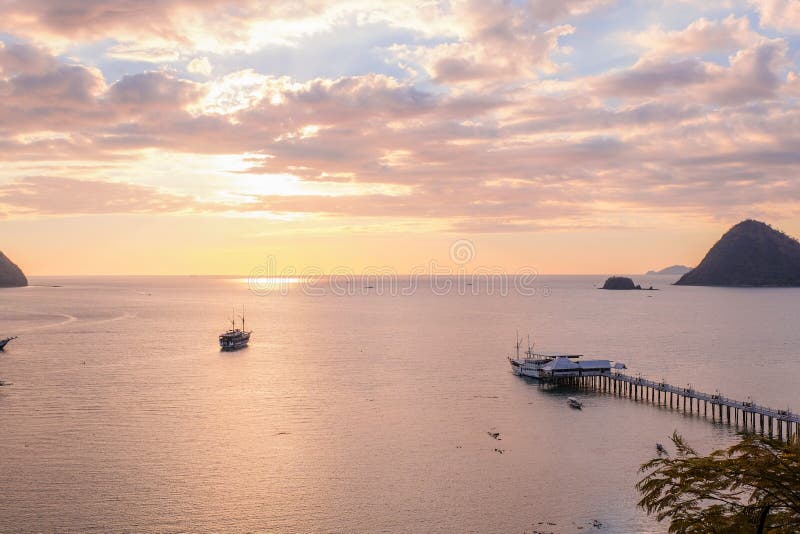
0, 251, 27, 287
601, 276, 655, 290
646, 265, 692, 275
676, 219, 800, 286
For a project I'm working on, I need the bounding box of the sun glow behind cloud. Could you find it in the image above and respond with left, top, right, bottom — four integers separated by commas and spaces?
194, 70, 292, 115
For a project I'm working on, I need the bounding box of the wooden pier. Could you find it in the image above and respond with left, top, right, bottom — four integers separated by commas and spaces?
548, 371, 800, 441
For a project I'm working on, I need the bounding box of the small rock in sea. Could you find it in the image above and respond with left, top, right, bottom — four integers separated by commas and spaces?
487, 431, 500, 439
493, 448, 504, 454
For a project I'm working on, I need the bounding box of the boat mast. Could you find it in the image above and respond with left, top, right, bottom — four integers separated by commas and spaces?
231, 307, 235, 331
515, 329, 520, 359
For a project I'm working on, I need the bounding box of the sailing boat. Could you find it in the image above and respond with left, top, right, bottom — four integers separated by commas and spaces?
219, 307, 251, 350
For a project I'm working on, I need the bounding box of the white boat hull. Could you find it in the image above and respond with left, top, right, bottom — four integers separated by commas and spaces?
508, 357, 547, 379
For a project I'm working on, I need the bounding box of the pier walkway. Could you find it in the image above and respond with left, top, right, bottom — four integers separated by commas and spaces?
545, 371, 800, 441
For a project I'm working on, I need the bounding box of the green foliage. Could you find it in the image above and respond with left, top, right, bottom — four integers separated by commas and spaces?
637, 431, 800, 533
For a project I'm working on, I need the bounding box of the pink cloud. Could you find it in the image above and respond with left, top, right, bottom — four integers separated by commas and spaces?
392, 1, 576, 85
627, 15, 761, 57
0, 0, 231, 43
750, 0, 800, 32
0, 41, 58, 75
108, 71, 204, 112
528, 0, 614, 23
593, 39, 788, 104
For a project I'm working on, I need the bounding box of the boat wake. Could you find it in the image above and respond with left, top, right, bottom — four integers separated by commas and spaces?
16, 312, 136, 332
88, 312, 136, 326
20, 313, 78, 332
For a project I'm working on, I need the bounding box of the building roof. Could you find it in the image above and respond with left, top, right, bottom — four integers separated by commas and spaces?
576, 360, 611, 370
541, 357, 580, 371
541, 357, 612, 373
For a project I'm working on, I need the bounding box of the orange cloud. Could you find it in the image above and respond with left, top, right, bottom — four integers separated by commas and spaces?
0, 176, 202, 215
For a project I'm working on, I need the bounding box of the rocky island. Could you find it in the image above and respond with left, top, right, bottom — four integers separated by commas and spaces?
600, 276, 654, 290
676, 219, 800, 286
0, 251, 27, 287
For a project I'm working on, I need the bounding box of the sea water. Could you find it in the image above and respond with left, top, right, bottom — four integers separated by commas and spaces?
1, 275, 799, 532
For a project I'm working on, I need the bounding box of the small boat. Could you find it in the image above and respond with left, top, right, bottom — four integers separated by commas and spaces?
0, 336, 17, 351
656, 443, 666, 455
567, 397, 583, 409
219, 308, 251, 351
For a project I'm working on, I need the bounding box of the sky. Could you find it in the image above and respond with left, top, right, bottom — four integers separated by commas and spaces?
2, 0, 800, 275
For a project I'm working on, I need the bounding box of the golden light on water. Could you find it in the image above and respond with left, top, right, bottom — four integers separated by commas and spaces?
236, 277, 303, 285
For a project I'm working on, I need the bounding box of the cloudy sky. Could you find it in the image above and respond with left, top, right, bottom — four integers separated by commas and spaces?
2, 0, 800, 275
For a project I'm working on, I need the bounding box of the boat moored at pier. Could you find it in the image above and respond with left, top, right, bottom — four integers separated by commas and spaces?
507, 333, 618, 381
538, 357, 612, 380
507, 334, 584, 379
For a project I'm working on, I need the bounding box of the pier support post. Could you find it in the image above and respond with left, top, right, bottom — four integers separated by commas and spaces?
727, 406, 730, 424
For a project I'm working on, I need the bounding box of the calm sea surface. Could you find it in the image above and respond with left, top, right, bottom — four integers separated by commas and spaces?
1, 275, 799, 533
